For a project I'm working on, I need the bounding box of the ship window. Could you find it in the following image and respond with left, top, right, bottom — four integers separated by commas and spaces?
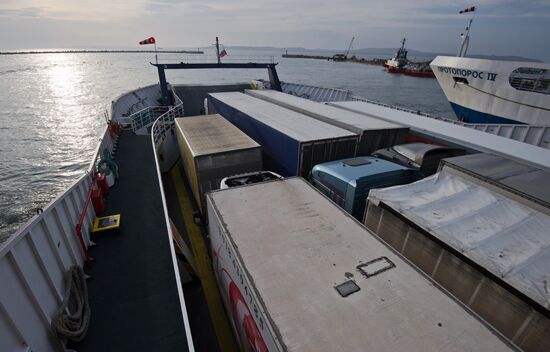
509, 67, 550, 95
453, 77, 469, 85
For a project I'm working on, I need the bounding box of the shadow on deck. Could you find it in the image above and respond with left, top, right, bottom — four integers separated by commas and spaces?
162, 161, 238, 352
72, 131, 189, 351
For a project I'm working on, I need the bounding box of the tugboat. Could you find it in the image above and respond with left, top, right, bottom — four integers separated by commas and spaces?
384, 38, 435, 78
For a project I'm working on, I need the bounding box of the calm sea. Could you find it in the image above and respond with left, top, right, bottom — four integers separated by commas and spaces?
0, 48, 454, 242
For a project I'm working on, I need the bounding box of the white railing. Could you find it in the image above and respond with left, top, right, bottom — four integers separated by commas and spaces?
129, 105, 169, 134
280, 81, 550, 150
0, 125, 116, 352
150, 94, 195, 351
0, 81, 178, 351
152, 94, 184, 146
349, 94, 451, 121
458, 123, 550, 150
111, 84, 162, 121
279, 81, 454, 121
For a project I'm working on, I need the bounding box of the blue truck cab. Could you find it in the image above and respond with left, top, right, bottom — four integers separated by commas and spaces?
310, 157, 421, 220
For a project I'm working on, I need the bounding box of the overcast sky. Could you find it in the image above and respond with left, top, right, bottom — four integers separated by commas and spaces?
1, 0, 549, 60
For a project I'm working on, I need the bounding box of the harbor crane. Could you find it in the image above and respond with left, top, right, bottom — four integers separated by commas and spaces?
332, 36, 355, 62
344, 36, 355, 58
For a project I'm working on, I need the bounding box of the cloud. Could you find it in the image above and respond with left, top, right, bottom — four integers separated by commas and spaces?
0, 7, 44, 18
0, 0, 549, 60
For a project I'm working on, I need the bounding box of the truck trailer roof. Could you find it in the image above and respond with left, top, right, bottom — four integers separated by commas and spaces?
206, 177, 513, 352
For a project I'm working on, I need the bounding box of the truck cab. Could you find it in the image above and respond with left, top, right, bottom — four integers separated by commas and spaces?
310, 157, 421, 220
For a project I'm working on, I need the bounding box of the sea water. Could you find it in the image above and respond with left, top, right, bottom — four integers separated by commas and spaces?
0, 48, 454, 241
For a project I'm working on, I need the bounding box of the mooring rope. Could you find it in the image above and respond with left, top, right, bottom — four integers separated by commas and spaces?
51, 265, 91, 351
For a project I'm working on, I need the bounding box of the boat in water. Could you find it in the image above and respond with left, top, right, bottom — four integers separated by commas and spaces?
431, 14, 550, 125
432, 56, 550, 125
384, 38, 435, 78
1, 43, 550, 352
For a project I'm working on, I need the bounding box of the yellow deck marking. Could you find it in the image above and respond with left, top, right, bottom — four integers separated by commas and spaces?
171, 166, 238, 352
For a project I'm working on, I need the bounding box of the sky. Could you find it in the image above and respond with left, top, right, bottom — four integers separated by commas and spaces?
1, 0, 549, 61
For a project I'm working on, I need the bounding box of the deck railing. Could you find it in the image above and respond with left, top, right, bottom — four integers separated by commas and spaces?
280, 81, 550, 150
129, 105, 170, 134
152, 94, 184, 145
0, 124, 116, 352
150, 93, 195, 350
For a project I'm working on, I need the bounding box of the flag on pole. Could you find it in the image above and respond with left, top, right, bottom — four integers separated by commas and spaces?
139, 37, 156, 45
220, 49, 228, 58
459, 6, 475, 14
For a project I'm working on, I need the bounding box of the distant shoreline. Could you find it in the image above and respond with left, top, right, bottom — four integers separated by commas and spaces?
0, 50, 204, 55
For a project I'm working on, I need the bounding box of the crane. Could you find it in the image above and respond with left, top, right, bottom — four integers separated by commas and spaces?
344, 37, 355, 58
332, 37, 355, 62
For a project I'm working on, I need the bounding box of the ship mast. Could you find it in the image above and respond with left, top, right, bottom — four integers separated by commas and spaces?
458, 17, 474, 57
215, 37, 221, 64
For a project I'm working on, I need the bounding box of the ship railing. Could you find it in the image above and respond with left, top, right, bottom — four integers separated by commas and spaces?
279, 81, 455, 121
149, 93, 195, 350
110, 84, 163, 127
89, 125, 116, 172
280, 81, 353, 102
0, 124, 118, 352
349, 94, 457, 121
455, 122, 550, 150
152, 93, 184, 146
280, 82, 550, 150
349, 94, 550, 149
129, 105, 171, 134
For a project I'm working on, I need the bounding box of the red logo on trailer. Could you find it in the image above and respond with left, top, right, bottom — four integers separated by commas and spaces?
227, 278, 268, 352
213, 246, 268, 352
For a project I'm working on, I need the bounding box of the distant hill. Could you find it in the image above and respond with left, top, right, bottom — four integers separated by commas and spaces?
350, 48, 541, 62
224, 45, 541, 63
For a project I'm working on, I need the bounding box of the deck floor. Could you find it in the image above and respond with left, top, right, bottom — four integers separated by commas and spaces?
163, 162, 238, 352
72, 131, 189, 352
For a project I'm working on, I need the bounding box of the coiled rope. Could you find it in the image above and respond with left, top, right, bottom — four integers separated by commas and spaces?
51, 265, 91, 351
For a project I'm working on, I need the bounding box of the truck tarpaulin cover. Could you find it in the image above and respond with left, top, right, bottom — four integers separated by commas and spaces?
368, 167, 550, 311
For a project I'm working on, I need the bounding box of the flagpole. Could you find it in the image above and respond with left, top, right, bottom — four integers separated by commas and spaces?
457, 7, 476, 57
215, 37, 221, 64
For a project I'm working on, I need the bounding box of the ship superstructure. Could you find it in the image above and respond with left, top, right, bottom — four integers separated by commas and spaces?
432, 56, 550, 124
431, 9, 550, 125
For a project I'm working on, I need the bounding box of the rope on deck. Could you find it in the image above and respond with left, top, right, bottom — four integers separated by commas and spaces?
51, 265, 91, 351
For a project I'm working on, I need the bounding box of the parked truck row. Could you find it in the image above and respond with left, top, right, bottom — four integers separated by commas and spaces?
174, 89, 549, 351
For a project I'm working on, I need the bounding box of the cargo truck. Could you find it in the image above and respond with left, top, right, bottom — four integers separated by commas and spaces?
364, 156, 550, 351
247, 89, 408, 155
207, 92, 357, 178
175, 114, 262, 215
372, 142, 466, 176
310, 156, 421, 220
206, 177, 513, 352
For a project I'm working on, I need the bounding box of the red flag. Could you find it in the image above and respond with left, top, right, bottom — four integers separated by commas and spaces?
220, 49, 228, 58
459, 6, 475, 14
139, 37, 156, 45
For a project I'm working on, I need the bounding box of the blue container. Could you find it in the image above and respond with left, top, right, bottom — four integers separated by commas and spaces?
208, 92, 357, 177
310, 156, 421, 220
